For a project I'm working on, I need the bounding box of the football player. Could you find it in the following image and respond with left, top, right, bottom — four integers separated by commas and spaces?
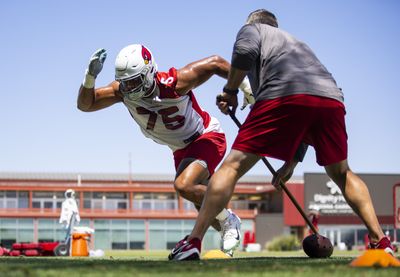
77, 45, 254, 256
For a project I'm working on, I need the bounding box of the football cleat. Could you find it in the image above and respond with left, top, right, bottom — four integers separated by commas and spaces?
225, 249, 234, 257
220, 209, 241, 253
369, 236, 394, 255
168, 236, 201, 261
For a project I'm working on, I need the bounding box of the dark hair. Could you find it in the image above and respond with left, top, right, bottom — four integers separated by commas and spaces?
247, 9, 278, 27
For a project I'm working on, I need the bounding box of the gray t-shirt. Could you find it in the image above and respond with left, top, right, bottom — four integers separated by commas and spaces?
232, 24, 344, 103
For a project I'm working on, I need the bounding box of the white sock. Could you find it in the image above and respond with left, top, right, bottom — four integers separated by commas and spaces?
215, 208, 230, 221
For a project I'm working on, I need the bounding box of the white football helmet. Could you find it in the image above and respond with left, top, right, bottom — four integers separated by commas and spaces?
115, 44, 158, 101
65, 189, 75, 199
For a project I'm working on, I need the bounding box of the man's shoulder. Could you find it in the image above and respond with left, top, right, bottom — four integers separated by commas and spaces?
157, 67, 177, 86
156, 67, 180, 99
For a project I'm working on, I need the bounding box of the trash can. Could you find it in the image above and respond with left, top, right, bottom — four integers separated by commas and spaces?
71, 232, 91, 256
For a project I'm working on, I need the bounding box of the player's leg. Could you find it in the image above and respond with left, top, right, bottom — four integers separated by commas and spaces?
175, 158, 242, 254
174, 132, 242, 254
173, 132, 226, 208
175, 158, 209, 206
175, 158, 222, 232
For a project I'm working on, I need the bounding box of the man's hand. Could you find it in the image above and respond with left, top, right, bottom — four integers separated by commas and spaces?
272, 160, 298, 190
87, 48, 107, 78
82, 49, 107, 89
216, 93, 238, 115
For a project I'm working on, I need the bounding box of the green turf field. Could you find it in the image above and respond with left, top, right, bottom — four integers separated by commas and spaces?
0, 250, 398, 277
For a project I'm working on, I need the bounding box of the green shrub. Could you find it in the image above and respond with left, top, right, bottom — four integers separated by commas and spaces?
266, 235, 301, 251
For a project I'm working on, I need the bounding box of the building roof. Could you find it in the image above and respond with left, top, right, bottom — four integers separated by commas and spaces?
0, 171, 303, 183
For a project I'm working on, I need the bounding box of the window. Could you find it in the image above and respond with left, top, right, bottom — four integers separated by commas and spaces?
6, 200, 17, 209
83, 192, 128, 210
6, 191, 17, 198
93, 219, 146, 250
133, 193, 177, 211
182, 199, 196, 211
356, 229, 369, 245
0, 218, 34, 248
83, 200, 91, 209
32, 191, 71, 211
0, 191, 29, 209
18, 192, 29, 208
230, 193, 273, 212
117, 202, 127, 209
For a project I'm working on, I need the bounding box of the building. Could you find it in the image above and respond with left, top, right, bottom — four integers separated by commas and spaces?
0, 172, 291, 250
256, 173, 400, 250
0, 172, 398, 251
303, 173, 400, 248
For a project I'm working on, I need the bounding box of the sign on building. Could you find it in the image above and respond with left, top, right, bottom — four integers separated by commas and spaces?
308, 180, 353, 215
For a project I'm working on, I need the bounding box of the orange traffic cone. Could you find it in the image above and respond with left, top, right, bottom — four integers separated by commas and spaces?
350, 249, 400, 267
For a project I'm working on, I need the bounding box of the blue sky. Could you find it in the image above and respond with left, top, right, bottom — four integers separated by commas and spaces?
1, 0, 399, 178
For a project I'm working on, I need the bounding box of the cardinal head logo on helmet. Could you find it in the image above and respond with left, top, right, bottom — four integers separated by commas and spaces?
141, 46, 152, 65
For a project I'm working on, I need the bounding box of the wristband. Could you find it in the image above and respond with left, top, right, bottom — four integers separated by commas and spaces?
82, 69, 95, 89
223, 86, 239, 95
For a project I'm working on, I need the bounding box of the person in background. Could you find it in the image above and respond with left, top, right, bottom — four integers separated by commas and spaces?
59, 189, 81, 230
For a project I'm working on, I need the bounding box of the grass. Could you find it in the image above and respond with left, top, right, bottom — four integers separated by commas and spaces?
0, 250, 399, 277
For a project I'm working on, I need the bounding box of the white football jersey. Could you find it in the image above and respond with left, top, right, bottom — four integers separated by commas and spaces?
122, 68, 223, 151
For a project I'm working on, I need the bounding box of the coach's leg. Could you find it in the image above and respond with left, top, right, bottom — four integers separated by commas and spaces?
189, 150, 260, 240
324, 160, 384, 242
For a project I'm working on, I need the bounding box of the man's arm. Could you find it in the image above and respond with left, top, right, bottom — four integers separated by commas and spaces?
77, 81, 122, 112
175, 55, 230, 95
77, 49, 123, 112
216, 66, 248, 115
271, 143, 309, 189
217, 24, 261, 114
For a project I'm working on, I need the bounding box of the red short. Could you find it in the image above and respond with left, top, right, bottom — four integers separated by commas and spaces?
173, 132, 226, 175
232, 94, 347, 166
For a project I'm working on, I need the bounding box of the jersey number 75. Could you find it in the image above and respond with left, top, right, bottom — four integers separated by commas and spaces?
136, 106, 185, 130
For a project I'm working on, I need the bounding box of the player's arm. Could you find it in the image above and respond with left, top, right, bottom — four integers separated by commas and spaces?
78, 81, 122, 112
175, 55, 230, 95
77, 49, 123, 112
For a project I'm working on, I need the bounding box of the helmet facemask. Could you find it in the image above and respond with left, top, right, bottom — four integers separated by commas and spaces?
118, 66, 156, 101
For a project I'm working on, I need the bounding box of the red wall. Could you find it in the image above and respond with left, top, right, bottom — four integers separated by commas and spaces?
283, 183, 305, 226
